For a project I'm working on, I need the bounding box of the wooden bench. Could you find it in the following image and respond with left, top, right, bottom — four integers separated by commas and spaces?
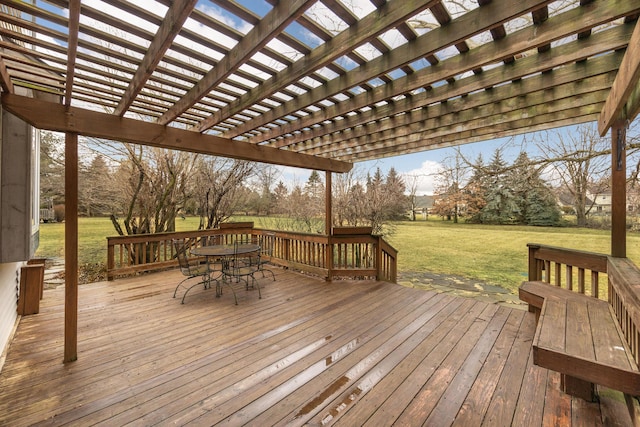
519, 281, 640, 408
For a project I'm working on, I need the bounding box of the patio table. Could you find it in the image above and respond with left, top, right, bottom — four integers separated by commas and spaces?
191, 243, 260, 258
191, 243, 260, 296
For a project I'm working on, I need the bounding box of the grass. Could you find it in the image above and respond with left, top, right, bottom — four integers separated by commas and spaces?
385, 220, 640, 292
35, 217, 201, 266
36, 216, 640, 293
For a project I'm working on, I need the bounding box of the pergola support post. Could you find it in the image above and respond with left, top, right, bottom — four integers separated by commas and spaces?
64, 132, 78, 363
325, 171, 333, 282
611, 120, 627, 258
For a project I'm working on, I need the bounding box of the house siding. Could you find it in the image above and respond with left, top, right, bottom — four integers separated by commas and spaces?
0, 91, 40, 366
0, 262, 19, 365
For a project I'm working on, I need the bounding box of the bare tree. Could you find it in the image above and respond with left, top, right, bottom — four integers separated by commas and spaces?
535, 124, 610, 227
79, 154, 119, 216
110, 145, 196, 236
39, 131, 65, 213
191, 157, 257, 229
254, 166, 281, 215
332, 166, 373, 228
432, 152, 469, 223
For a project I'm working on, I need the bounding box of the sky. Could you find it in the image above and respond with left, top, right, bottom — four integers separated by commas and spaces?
276, 131, 551, 196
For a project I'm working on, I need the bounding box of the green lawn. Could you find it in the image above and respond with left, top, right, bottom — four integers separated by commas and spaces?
35, 217, 202, 266
385, 220, 640, 292
36, 217, 640, 292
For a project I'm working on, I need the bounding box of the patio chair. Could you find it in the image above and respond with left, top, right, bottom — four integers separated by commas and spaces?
172, 239, 211, 304
221, 241, 261, 304
252, 233, 276, 281
203, 234, 224, 282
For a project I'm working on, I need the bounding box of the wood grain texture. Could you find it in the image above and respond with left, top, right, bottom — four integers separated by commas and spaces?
0, 269, 623, 426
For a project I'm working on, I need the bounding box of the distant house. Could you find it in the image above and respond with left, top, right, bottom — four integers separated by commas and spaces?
588, 191, 640, 215
408, 195, 435, 220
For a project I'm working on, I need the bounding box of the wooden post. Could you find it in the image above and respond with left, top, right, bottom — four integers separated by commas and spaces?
611, 121, 627, 258
325, 171, 333, 281
376, 235, 383, 281
64, 132, 78, 363
527, 244, 541, 281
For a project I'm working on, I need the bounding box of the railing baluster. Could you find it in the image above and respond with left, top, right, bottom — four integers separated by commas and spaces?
107, 227, 397, 283
566, 265, 573, 290
554, 262, 561, 287
578, 268, 585, 294
544, 260, 551, 282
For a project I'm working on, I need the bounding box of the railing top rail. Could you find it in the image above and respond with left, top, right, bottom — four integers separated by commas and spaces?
253, 228, 328, 243
527, 243, 608, 259
528, 243, 608, 273
107, 227, 255, 244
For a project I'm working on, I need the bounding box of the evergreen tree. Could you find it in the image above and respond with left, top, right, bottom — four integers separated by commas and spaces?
478, 149, 519, 224
525, 188, 561, 226
509, 151, 561, 226
366, 168, 386, 234
304, 170, 325, 217
384, 167, 408, 219
509, 152, 534, 224
79, 154, 118, 216
272, 181, 288, 215
347, 182, 367, 226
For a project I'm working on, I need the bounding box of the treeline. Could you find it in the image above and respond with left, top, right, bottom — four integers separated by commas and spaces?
431, 122, 640, 227
39, 133, 409, 236
40, 123, 640, 236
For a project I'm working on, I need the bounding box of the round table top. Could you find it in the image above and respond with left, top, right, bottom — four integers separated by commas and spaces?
191, 243, 260, 257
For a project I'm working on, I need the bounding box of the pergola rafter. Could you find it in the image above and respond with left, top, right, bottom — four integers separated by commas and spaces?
194, 0, 439, 133
0, 0, 636, 166
249, 1, 637, 148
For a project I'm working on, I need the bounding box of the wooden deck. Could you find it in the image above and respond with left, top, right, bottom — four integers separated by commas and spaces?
0, 268, 632, 426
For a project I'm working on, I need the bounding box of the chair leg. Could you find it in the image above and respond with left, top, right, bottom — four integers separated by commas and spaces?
173, 276, 206, 298
173, 277, 189, 298
220, 275, 238, 305
254, 274, 261, 299
246, 274, 261, 299
227, 281, 238, 305
261, 266, 275, 281
180, 280, 207, 304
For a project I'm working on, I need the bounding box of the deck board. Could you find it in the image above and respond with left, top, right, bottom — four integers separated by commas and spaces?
0, 268, 626, 426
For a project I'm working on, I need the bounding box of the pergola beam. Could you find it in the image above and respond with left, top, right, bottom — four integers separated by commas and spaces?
0, 93, 352, 173
350, 113, 600, 162
63, 0, 80, 107
323, 101, 605, 161
158, 0, 313, 126
278, 57, 619, 152
113, 0, 197, 116
301, 88, 611, 158
231, 0, 560, 140
246, 1, 638, 144
598, 18, 640, 135
195, 0, 439, 133
0, 53, 14, 93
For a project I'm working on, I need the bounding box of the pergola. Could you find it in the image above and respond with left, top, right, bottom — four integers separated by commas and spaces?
0, 0, 639, 363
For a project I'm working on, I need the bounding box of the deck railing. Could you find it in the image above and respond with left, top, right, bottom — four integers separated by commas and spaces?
527, 243, 640, 365
107, 224, 397, 283
527, 243, 609, 299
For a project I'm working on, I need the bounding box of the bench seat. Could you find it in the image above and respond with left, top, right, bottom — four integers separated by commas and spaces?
520, 281, 640, 402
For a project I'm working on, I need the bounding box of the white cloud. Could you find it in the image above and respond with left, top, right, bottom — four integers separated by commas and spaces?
402, 160, 443, 196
